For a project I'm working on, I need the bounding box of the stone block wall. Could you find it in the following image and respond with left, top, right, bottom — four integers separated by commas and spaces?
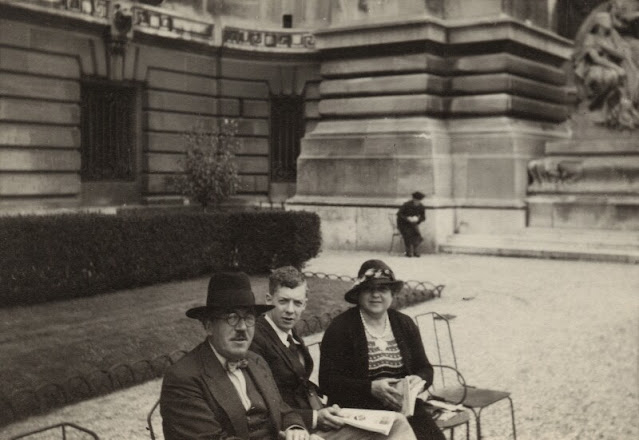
289, 13, 573, 250
0, 2, 320, 210
0, 17, 86, 209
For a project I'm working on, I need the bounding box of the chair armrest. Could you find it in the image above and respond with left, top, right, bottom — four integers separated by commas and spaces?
428, 364, 468, 405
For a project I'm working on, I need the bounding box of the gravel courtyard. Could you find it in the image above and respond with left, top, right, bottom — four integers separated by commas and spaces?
1, 252, 637, 440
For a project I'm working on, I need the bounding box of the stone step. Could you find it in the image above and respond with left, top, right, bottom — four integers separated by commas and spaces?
439, 228, 639, 264
448, 228, 639, 247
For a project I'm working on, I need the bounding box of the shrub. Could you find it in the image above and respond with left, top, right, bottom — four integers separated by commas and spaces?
229, 210, 322, 273
0, 210, 322, 307
169, 119, 241, 209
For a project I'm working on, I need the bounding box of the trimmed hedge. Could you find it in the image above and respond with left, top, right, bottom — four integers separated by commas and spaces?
0, 210, 321, 307
231, 210, 322, 273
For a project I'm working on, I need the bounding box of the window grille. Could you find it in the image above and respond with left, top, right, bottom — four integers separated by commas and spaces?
80, 81, 136, 181
270, 95, 304, 183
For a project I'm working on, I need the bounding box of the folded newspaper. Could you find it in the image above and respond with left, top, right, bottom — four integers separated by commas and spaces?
398, 376, 427, 417
337, 408, 397, 435
424, 399, 465, 412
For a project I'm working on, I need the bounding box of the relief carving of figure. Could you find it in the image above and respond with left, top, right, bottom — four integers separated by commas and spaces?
574, 1, 639, 129
528, 158, 584, 186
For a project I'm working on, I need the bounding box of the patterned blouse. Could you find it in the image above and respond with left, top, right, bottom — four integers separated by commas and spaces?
366, 335, 407, 380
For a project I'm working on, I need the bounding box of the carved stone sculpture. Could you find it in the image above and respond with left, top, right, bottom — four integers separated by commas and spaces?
574, 0, 639, 129
527, 157, 584, 186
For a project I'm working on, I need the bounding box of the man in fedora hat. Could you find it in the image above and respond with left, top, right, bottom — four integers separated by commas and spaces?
250, 266, 417, 440
396, 191, 427, 257
160, 271, 316, 440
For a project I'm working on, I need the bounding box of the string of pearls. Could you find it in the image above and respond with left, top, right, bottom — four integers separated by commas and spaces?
360, 310, 391, 350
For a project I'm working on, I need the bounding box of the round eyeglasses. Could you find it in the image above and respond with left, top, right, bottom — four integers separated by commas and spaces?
214, 312, 256, 327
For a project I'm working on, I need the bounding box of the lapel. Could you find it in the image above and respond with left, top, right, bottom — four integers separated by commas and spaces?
245, 352, 281, 432
198, 342, 249, 439
258, 316, 310, 378
352, 307, 370, 374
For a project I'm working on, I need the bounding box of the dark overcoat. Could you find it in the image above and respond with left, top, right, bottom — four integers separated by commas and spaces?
318, 307, 434, 409
250, 315, 318, 428
160, 341, 305, 440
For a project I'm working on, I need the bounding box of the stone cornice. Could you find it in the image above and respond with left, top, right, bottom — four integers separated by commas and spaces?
315, 15, 573, 60
1, 1, 573, 60
315, 16, 448, 49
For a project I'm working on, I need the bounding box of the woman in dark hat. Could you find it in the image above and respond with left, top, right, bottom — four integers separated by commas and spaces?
319, 260, 445, 440
397, 191, 427, 257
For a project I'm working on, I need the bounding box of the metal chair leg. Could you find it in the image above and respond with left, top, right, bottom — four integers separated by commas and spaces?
474, 397, 517, 440
507, 396, 517, 440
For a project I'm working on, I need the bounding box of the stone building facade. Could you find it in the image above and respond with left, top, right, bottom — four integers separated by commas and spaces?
2, 0, 634, 256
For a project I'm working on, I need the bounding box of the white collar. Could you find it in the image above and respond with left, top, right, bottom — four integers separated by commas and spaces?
264, 313, 295, 347
208, 340, 231, 368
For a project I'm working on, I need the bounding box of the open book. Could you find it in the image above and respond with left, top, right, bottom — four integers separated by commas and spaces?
337, 408, 397, 435
397, 376, 427, 417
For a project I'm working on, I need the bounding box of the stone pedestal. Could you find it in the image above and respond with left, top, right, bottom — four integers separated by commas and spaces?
288, 9, 573, 251
527, 139, 639, 230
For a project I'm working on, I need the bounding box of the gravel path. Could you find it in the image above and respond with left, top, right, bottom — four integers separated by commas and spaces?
1, 252, 637, 440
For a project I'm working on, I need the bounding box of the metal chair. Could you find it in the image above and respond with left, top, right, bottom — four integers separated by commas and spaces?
388, 213, 401, 254
10, 422, 99, 439
415, 312, 517, 440
147, 398, 161, 440
427, 364, 470, 440
310, 339, 468, 439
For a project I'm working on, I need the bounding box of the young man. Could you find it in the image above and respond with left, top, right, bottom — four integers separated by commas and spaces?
250, 266, 416, 440
396, 191, 427, 257
160, 271, 315, 440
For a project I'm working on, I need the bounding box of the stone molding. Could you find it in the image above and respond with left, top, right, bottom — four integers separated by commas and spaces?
287, 195, 527, 209
315, 16, 573, 61
1, 1, 573, 60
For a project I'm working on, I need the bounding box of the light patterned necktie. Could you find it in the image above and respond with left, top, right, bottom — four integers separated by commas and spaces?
225, 358, 249, 372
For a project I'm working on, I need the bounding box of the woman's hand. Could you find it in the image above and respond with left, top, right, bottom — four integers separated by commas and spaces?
371, 378, 403, 411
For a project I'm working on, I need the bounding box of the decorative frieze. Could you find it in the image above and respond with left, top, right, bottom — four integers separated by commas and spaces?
2, 0, 214, 43
222, 26, 316, 52
133, 4, 214, 42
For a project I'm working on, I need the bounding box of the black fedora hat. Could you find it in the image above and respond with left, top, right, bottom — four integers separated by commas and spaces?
344, 260, 404, 304
186, 272, 274, 320
412, 191, 426, 200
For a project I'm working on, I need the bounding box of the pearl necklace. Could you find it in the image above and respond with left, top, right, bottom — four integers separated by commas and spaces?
360, 311, 391, 350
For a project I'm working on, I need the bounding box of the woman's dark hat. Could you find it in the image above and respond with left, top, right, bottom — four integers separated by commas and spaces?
412, 191, 426, 200
186, 272, 274, 320
344, 260, 404, 304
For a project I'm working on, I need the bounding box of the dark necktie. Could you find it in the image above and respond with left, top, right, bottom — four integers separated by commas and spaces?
287, 334, 305, 367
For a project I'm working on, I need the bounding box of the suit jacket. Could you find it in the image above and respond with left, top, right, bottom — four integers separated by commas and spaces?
160, 341, 305, 440
319, 307, 434, 410
250, 315, 318, 427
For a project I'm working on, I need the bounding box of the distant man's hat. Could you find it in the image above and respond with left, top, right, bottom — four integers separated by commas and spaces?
412, 191, 426, 200
186, 272, 274, 320
344, 260, 404, 304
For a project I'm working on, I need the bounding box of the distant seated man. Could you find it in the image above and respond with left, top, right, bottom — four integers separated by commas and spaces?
250, 266, 417, 440
160, 271, 316, 440
396, 191, 427, 257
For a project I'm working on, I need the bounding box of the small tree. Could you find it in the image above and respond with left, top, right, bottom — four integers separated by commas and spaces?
170, 119, 241, 209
